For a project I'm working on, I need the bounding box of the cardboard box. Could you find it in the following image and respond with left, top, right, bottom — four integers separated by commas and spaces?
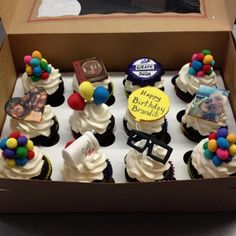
0, 0, 236, 212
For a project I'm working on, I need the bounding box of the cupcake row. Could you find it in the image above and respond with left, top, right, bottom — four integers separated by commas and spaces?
0, 49, 235, 182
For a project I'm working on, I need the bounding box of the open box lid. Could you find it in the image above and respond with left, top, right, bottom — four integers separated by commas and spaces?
0, 0, 235, 34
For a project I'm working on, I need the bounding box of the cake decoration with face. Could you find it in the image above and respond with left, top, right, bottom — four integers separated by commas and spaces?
5, 87, 47, 122
188, 85, 229, 123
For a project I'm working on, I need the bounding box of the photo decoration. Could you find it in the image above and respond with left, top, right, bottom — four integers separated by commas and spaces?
24, 50, 52, 82
5, 87, 47, 122
72, 57, 108, 84
67, 81, 109, 110
188, 49, 215, 78
203, 128, 236, 166
188, 85, 229, 123
127, 130, 173, 164
0, 132, 35, 167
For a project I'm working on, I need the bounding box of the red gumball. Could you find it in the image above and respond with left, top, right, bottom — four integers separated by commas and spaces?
202, 64, 211, 73
208, 132, 217, 140
196, 53, 205, 61
27, 151, 35, 160
41, 72, 49, 80
65, 140, 74, 148
9, 131, 21, 139
67, 93, 86, 110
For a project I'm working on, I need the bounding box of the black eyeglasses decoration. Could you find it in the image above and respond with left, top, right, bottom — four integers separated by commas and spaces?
127, 130, 173, 164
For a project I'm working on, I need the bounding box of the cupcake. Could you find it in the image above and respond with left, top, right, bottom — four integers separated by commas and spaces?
176, 85, 228, 142
72, 57, 115, 106
62, 131, 114, 183
123, 57, 164, 97
123, 86, 171, 143
68, 81, 115, 147
124, 130, 175, 182
183, 128, 236, 179
6, 88, 60, 147
0, 131, 52, 180
21, 50, 65, 107
172, 49, 216, 102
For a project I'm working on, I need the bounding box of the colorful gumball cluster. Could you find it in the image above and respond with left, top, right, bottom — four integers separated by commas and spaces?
188, 49, 215, 78
203, 128, 236, 166
0, 132, 35, 168
67, 81, 109, 110
24, 50, 52, 82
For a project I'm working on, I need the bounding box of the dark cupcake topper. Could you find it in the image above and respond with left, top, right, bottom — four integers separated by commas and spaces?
126, 58, 164, 87
127, 130, 173, 164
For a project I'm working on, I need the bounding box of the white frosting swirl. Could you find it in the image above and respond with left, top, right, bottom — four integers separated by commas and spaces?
0, 146, 44, 179
125, 139, 170, 182
21, 65, 62, 95
72, 74, 111, 93
191, 139, 236, 178
10, 105, 56, 138
69, 103, 112, 134
124, 109, 165, 134
181, 103, 228, 136
63, 151, 107, 182
175, 63, 217, 95
124, 77, 164, 93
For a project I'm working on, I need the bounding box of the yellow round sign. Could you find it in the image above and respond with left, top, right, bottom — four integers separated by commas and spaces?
128, 87, 170, 122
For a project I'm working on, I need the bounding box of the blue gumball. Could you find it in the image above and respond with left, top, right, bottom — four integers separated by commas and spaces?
188, 67, 196, 76
93, 86, 109, 105
217, 137, 229, 150
47, 66, 52, 74
212, 155, 223, 166
33, 66, 42, 77
30, 58, 40, 67
16, 157, 28, 166
192, 60, 202, 71
0, 137, 8, 150
204, 149, 214, 160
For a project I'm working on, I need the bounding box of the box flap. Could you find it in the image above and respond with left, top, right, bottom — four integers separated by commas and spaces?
0, 1, 18, 32
6, 0, 234, 34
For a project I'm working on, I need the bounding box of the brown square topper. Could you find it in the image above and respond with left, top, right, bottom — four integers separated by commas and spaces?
0, 0, 236, 212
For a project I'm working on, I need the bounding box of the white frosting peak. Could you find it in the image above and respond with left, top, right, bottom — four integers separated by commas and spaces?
176, 63, 217, 95
22, 65, 62, 95
191, 139, 236, 178
69, 103, 112, 134
0, 146, 44, 179
125, 139, 171, 182
62, 132, 108, 182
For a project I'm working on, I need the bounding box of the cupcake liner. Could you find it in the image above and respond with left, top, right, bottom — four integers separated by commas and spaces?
123, 118, 171, 144
47, 78, 65, 107
105, 82, 115, 106
30, 117, 60, 147
93, 160, 115, 183
171, 75, 195, 102
31, 155, 52, 180
176, 110, 186, 123
72, 115, 115, 147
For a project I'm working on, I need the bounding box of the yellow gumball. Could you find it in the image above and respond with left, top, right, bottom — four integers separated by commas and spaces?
6, 138, 18, 149
26, 65, 32, 76
26, 140, 34, 151
79, 81, 94, 101
227, 133, 236, 144
208, 139, 217, 152
203, 55, 213, 64
229, 144, 236, 156
6, 159, 16, 168
32, 50, 42, 59
41, 58, 48, 63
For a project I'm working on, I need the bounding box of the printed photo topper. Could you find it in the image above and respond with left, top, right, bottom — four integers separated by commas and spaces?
73, 57, 108, 84
188, 85, 229, 123
5, 87, 47, 122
